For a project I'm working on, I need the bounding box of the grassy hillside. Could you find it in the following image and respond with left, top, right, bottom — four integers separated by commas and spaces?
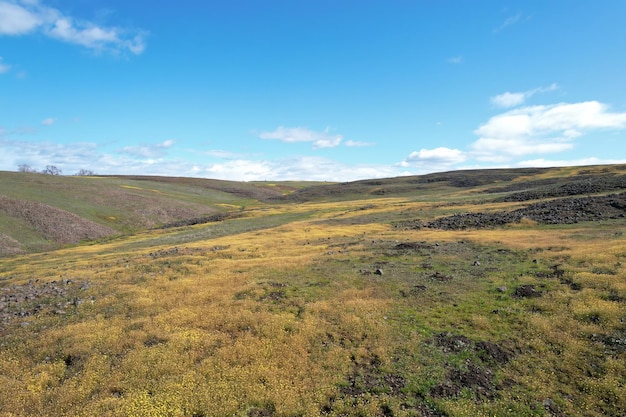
0, 165, 625, 416
0, 172, 325, 254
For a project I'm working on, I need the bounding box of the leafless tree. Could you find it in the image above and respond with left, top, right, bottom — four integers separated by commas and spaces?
75, 169, 96, 176
17, 164, 37, 173
42, 165, 62, 175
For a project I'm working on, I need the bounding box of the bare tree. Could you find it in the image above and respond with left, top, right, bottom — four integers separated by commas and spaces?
42, 165, 62, 175
75, 169, 96, 176
17, 164, 37, 173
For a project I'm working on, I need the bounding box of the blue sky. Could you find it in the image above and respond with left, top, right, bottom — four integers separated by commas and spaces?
1, 0, 626, 181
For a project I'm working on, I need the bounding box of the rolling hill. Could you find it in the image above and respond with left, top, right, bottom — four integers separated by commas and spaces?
0, 164, 625, 416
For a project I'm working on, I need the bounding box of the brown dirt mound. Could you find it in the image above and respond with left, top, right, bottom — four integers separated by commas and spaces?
0, 233, 25, 256
0, 195, 116, 245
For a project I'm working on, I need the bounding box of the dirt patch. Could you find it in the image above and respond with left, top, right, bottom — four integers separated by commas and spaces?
0, 195, 116, 246
433, 333, 473, 354
431, 361, 495, 399
394, 242, 434, 251
430, 333, 515, 400
0, 233, 25, 256
340, 353, 406, 397
427, 272, 454, 282
400, 285, 427, 297
512, 285, 542, 298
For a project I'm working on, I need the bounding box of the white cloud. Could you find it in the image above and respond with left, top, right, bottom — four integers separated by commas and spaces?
490, 92, 526, 108
204, 156, 399, 182
259, 126, 343, 149
119, 140, 175, 158
447, 56, 463, 64
0, 138, 101, 171
41, 117, 55, 126
517, 157, 626, 168
0, 1, 41, 34
494, 12, 524, 33
345, 140, 375, 147
0, 0, 146, 54
472, 101, 626, 162
14, 126, 37, 134
0, 56, 10, 73
490, 83, 557, 108
401, 147, 467, 170
203, 149, 251, 159
0, 137, 406, 181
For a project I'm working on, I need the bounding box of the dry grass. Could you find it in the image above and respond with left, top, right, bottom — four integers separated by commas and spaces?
1, 166, 625, 416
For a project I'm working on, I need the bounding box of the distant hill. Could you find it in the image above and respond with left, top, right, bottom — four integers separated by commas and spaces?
1, 164, 625, 255
0, 172, 319, 254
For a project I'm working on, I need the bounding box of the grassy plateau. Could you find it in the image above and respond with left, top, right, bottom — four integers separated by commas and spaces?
0, 165, 625, 416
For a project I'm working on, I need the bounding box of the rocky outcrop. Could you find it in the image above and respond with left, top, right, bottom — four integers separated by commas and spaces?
424, 193, 626, 230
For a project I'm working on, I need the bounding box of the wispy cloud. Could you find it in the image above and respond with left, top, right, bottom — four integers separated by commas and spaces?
471, 101, 626, 162
119, 140, 175, 158
447, 55, 463, 64
41, 117, 55, 126
14, 126, 37, 134
0, 0, 147, 54
203, 157, 399, 182
0, 138, 101, 171
259, 126, 343, 149
0, 56, 10, 73
494, 12, 524, 33
345, 140, 375, 147
0, 136, 405, 181
490, 84, 558, 108
203, 149, 250, 159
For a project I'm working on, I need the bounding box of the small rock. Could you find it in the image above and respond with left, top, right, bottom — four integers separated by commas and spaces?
374, 268, 384, 275
473, 260, 481, 266
497, 286, 507, 293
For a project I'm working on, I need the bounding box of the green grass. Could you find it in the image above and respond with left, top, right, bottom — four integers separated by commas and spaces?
0, 165, 625, 416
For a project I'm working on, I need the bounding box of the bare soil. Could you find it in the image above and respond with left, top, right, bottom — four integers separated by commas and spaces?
0, 196, 116, 246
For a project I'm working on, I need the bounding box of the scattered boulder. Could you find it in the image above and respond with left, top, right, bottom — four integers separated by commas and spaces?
512, 285, 541, 298
0, 279, 90, 328
423, 192, 626, 230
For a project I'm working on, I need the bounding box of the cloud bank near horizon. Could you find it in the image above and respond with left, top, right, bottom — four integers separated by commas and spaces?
3, 97, 626, 181
399, 99, 626, 173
